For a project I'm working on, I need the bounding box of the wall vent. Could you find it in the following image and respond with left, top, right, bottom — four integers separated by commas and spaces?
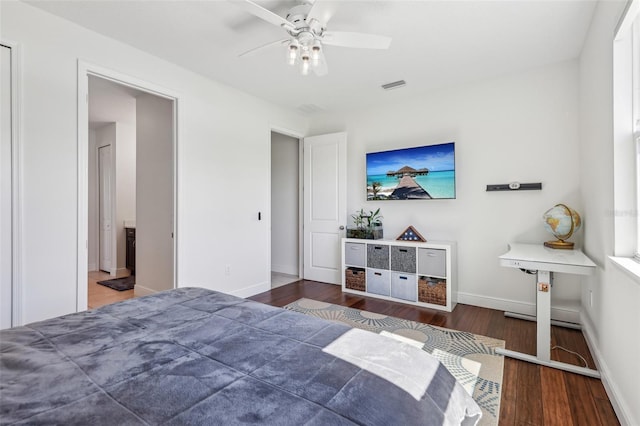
297, 104, 324, 114
381, 80, 407, 90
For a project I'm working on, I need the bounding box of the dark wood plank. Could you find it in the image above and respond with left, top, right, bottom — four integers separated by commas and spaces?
514, 362, 544, 425
248, 280, 621, 426
540, 367, 574, 426
564, 373, 607, 426
499, 359, 518, 426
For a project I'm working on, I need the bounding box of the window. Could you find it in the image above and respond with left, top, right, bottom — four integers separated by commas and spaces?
634, 17, 640, 261
614, 0, 640, 261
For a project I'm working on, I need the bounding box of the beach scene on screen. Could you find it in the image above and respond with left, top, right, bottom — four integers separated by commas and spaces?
366, 142, 455, 200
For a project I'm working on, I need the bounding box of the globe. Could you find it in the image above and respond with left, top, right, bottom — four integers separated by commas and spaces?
542, 204, 581, 249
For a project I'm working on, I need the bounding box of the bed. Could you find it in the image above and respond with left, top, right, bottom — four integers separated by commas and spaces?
1, 287, 481, 425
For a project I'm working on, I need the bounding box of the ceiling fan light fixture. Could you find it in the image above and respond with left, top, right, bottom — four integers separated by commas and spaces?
238, 0, 392, 77
311, 41, 322, 67
300, 51, 311, 75
287, 39, 299, 65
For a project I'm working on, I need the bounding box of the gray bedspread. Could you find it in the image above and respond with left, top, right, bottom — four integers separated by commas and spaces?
0, 288, 481, 425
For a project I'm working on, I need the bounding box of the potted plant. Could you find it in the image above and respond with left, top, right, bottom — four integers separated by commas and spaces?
347, 208, 384, 239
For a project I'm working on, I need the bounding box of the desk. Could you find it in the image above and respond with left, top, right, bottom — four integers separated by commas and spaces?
498, 243, 599, 378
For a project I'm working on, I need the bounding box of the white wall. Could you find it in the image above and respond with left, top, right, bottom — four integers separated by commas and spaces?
136, 93, 173, 294
2, 1, 309, 323
114, 100, 136, 273
579, 1, 639, 424
309, 60, 584, 321
271, 132, 299, 276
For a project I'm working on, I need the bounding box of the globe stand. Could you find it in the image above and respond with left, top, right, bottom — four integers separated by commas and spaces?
544, 239, 574, 249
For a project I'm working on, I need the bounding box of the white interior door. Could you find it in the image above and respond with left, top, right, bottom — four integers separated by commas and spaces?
303, 132, 347, 284
136, 93, 174, 292
1, 44, 12, 329
98, 145, 113, 272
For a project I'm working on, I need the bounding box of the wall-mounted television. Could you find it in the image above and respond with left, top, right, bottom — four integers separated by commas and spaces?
366, 142, 456, 200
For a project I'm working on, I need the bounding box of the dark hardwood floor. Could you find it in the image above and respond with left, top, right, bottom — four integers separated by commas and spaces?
249, 280, 620, 426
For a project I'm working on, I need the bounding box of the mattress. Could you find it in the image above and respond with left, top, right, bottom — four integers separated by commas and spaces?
0, 287, 481, 425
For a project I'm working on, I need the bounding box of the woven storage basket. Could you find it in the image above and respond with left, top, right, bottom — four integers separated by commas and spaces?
418, 276, 447, 306
345, 267, 366, 291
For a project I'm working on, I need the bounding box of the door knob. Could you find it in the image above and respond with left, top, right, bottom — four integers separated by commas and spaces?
339, 226, 345, 230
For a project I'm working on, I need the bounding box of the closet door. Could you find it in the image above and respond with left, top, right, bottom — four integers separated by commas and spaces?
98, 145, 113, 273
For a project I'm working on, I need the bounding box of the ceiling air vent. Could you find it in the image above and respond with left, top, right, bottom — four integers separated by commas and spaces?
381, 80, 406, 90
297, 104, 324, 114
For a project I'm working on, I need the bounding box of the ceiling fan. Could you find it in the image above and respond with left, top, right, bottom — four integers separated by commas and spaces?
234, 0, 392, 76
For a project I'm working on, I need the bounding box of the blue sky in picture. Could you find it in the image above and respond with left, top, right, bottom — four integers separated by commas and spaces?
366, 142, 455, 175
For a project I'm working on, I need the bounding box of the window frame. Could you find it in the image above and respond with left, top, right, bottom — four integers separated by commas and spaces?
634, 15, 640, 261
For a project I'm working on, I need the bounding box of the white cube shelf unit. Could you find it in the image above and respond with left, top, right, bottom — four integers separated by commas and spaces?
342, 238, 457, 312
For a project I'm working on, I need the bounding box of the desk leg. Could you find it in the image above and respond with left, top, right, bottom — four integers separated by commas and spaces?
536, 270, 552, 361
496, 269, 601, 378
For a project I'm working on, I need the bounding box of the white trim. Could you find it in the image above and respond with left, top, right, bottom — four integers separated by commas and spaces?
1, 40, 24, 327
609, 256, 640, 285
133, 285, 156, 297
615, 0, 640, 40
228, 281, 271, 298
77, 60, 180, 313
87, 263, 98, 272
457, 291, 581, 324
78, 67, 89, 312
580, 311, 634, 426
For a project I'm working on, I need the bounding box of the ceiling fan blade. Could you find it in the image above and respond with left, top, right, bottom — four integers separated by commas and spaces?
232, 0, 295, 31
322, 31, 392, 49
239, 38, 289, 57
306, 0, 335, 27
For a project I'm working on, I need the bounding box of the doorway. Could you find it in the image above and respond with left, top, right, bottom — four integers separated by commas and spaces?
79, 64, 178, 311
270, 131, 301, 288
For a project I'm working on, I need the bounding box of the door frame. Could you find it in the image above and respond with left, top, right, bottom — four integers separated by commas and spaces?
269, 126, 305, 282
77, 61, 180, 312
1, 40, 23, 326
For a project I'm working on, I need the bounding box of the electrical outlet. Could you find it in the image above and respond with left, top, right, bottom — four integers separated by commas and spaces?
225, 265, 231, 276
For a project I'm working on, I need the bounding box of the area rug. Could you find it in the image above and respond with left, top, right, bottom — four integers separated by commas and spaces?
96, 275, 135, 291
284, 298, 505, 426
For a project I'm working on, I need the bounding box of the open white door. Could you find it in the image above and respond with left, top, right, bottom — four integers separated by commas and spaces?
98, 145, 113, 273
303, 132, 347, 284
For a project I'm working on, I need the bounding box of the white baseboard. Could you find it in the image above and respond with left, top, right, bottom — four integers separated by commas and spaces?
88, 263, 97, 272
580, 311, 633, 426
271, 264, 299, 276
229, 281, 271, 298
133, 285, 156, 297
457, 291, 580, 324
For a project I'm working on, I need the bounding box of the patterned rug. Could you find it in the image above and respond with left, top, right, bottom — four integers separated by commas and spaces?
284, 298, 505, 426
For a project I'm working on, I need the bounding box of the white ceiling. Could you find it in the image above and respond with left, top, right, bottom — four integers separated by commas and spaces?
27, 0, 598, 114
88, 75, 144, 129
